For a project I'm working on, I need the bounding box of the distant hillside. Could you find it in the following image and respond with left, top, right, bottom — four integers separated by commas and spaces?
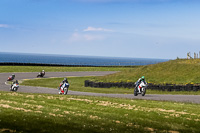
96, 59, 200, 84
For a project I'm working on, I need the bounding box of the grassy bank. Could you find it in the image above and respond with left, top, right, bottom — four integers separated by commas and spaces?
95, 59, 200, 84
0, 66, 129, 73
1, 91, 200, 133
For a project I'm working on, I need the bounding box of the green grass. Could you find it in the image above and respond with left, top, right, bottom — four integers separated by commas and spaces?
1, 91, 200, 133
0, 66, 128, 73
21, 77, 200, 95
94, 59, 200, 84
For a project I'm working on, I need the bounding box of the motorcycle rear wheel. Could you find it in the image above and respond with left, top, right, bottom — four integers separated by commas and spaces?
134, 88, 138, 96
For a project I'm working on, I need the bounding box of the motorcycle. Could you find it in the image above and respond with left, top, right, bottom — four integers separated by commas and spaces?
37, 72, 45, 77
10, 82, 19, 92
7, 74, 15, 81
58, 82, 69, 95
134, 81, 147, 96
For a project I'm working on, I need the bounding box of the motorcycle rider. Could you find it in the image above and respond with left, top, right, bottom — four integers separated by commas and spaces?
58, 78, 69, 94
11, 80, 19, 90
41, 70, 45, 76
12, 74, 15, 80
135, 76, 147, 93
62, 78, 68, 84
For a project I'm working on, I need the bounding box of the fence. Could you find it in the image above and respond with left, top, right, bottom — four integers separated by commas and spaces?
85, 80, 135, 89
84, 80, 200, 91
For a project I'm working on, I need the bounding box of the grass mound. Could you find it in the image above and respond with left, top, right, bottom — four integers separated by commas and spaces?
96, 59, 200, 84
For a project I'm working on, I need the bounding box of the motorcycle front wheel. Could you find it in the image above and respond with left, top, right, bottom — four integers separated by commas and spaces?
14, 87, 18, 92
64, 87, 68, 95
141, 88, 146, 96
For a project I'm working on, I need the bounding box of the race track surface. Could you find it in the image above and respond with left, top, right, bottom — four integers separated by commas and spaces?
1, 72, 200, 104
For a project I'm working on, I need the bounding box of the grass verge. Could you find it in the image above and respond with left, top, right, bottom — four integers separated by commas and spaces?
0, 66, 129, 73
1, 91, 200, 133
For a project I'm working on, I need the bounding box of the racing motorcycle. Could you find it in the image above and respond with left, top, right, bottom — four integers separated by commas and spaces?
7, 74, 15, 81
134, 81, 147, 96
58, 82, 69, 95
37, 72, 45, 77
10, 81, 19, 92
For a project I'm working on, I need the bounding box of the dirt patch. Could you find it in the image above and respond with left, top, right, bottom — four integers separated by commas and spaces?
25, 100, 37, 103
90, 115, 100, 120
158, 109, 176, 113
0, 104, 42, 113
26, 95, 35, 99
1, 100, 18, 105
68, 98, 93, 103
53, 109, 60, 112
0, 128, 16, 132
49, 113, 56, 116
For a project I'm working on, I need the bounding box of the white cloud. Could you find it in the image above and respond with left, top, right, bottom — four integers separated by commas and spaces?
0, 24, 9, 28
68, 32, 105, 42
84, 26, 113, 32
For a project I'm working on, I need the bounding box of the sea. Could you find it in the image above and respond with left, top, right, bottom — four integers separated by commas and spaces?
0, 52, 169, 66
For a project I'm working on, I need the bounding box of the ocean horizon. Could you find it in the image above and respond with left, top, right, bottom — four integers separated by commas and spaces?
0, 52, 169, 66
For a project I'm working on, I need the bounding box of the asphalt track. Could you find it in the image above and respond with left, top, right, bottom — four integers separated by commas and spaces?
0, 72, 200, 104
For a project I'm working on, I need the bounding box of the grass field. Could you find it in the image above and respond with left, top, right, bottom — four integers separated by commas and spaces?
1, 91, 200, 133
1, 60, 200, 132
0, 66, 129, 73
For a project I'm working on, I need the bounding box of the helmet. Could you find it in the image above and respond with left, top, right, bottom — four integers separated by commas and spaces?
16, 80, 18, 83
12, 74, 15, 76
42, 70, 44, 72
141, 76, 145, 80
64, 78, 67, 81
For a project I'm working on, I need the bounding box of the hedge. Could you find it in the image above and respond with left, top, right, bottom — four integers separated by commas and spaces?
84, 80, 200, 91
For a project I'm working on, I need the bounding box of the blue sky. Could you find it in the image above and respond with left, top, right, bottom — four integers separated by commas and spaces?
0, 0, 200, 59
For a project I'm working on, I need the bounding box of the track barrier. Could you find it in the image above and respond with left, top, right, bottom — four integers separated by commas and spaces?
84, 80, 200, 91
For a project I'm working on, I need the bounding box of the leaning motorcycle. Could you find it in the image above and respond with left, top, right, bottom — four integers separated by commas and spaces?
7, 74, 15, 81
134, 81, 147, 96
58, 82, 69, 95
37, 72, 45, 77
10, 83, 19, 92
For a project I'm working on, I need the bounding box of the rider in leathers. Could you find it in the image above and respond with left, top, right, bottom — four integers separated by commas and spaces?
59, 78, 69, 94
11, 80, 19, 90
41, 70, 45, 76
135, 76, 147, 93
